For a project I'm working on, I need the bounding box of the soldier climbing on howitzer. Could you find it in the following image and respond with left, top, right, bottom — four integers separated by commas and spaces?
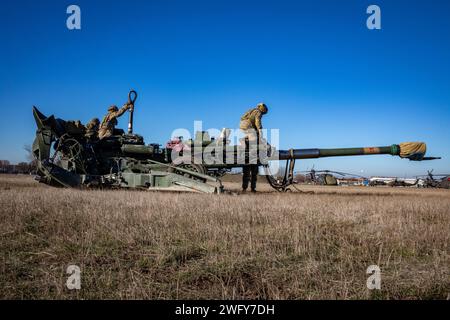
85, 118, 100, 140
98, 102, 133, 139
239, 103, 269, 193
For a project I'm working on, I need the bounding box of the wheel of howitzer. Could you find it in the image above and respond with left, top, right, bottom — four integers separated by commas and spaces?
53, 134, 86, 174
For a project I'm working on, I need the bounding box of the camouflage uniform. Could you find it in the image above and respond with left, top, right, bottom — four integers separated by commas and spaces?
98, 104, 131, 139
85, 118, 100, 140
64, 120, 86, 135
239, 103, 268, 192
242, 165, 259, 192
239, 108, 264, 141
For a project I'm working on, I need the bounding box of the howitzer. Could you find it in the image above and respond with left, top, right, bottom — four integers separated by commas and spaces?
31, 90, 441, 193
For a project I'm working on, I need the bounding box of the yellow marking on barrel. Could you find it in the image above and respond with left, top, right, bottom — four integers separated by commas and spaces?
364, 147, 380, 154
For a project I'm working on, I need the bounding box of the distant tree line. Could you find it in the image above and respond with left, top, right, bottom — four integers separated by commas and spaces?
0, 160, 36, 174
0, 145, 38, 174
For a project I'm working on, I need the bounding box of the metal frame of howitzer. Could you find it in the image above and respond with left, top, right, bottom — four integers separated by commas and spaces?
32, 107, 222, 193
31, 90, 441, 193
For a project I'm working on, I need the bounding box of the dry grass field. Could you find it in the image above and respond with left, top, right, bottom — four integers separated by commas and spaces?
0, 174, 449, 299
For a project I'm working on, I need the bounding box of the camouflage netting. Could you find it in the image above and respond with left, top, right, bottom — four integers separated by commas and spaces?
399, 142, 427, 161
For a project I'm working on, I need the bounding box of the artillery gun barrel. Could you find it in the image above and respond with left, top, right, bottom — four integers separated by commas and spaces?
276, 143, 440, 161
277, 145, 400, 160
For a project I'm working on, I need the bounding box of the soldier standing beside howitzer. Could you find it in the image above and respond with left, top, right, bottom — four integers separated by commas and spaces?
239, 103, 269, 193
98, 102, 133, 140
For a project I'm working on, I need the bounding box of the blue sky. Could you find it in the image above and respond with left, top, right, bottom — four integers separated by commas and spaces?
0, 0, 449, 176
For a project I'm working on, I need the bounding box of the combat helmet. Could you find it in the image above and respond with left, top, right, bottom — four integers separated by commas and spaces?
257, 103, 268, 114
108, 105, 119, 112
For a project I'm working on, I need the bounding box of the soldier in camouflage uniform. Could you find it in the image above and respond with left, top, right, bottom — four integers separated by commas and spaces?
85, 118, 100, 140
239, 103, 268, 192
98, 103, 132, 139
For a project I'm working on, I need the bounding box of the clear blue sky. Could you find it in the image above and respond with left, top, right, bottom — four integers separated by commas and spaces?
0, 0, 449, 176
